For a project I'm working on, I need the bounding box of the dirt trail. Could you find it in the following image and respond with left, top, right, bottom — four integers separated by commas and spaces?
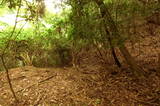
0, 64, 160, 106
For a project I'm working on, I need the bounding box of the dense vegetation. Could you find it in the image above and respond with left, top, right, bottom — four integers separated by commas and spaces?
0, 0, 160, 105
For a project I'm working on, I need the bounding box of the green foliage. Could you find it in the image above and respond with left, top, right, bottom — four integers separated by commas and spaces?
0, 3, 73, 68
69, 0, 160, 48
0, 0, 159, 69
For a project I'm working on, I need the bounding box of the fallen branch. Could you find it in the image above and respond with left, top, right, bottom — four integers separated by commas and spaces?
16, 74, 57, 93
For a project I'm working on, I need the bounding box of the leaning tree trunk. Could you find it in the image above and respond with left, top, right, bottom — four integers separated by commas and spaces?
100, 26, 122, 68
95, 0, 145, 77
1, 56, 18, 102
108, 37, 122, 68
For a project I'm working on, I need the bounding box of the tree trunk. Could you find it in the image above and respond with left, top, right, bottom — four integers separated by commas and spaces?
95, 0, 145, 77
111, 47, 121, 68
1, 56, 18, 102
98, 6, 122, 68
119, 46, 145, 77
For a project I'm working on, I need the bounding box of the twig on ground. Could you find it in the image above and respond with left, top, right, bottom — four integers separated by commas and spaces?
16, 74, 57, 93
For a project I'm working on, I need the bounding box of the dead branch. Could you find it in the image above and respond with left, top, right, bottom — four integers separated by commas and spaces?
16, 74, 57, 93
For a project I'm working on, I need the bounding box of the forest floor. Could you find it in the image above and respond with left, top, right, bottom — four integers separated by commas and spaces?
0, 62, 160, 106
0, 48, 160, 106
1, 25, 160, 106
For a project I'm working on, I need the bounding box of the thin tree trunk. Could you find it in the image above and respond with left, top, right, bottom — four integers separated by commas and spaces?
94, 39, 121, 67
111, 47, 121, 67
1, 56, 18, 102
0, 0, 22, 101
108, 36, 121, 68
95, 0, 145, 77
99, 9, 122, 67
